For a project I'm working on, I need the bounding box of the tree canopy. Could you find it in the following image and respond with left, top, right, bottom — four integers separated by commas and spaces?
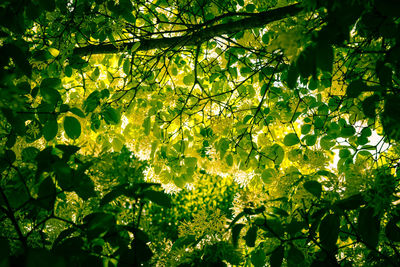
1, 0, 400, 266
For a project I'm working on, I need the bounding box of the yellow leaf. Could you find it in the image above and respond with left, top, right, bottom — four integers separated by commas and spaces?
48, 48, 59, 57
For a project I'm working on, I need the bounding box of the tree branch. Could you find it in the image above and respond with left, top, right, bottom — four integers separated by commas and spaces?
73, 4, 302, 56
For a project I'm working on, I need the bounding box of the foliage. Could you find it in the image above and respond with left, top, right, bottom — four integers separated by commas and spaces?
1, 0, 400, 266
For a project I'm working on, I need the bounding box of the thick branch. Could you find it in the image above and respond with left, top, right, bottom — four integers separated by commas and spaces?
73, 4, 302, 56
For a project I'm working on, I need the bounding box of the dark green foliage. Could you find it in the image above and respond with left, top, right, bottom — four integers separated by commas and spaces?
245, 226, 258, 247
358, 207, 381, 248
63, 116, 81, 139
319, 213, 340, 250
269, 245, 284, 267
303, 180, 322, 198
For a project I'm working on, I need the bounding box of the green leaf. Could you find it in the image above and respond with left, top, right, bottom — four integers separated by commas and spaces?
131, 42, 141, 52
184, 157, 197, 168
272, 206, 289, 217
286, 64, 298, 90
90, 113, 101, 131
361, 127, 372, 137
131, 239, 153, 263
74, 174, 96, 200
320, 135, 335, 150
100, 89, 110, 99
21, 147, 40, 163
346, 80, 364, 98
41, 78, 61, 89
84, 91, 101, 113
287, 245, 304, 264
219, 138, 230, 158
334, 193, 365, 210
64, 116, 81, 139
301, 124, 312, 135
362, 95, 379, 118
319, 213, 340, 249
339, 149, 351, 158
17, 82, 31, 94
37, 177, 56, 211
232, 223, 245, 247
85, 212, 116, 237
308, 77, 318, 90
286, 219, 306, 237
225, 154, 233, 166
376, 61, 392, 86
245, 226, 258, 247
251, 248, 266, 267
261, 168, 276, 183
245, 3, 256, 12
69, 107, 86, 118
60, 104, 69, 113
103, 107, 120, 125
303, 180, 322, 198
123, 59, 130, 75
269, 245, 284, 267
296, 46, 316, 78
143, 190, 171, 208
358, 207, 380, 248
100, 186, 126, 206
356, 136, 369, 146
385, 218, 400, 242
91, 67, 100, 80
53, 162, 73, 190
262, 33, 269, 44
340, 125, 355, 137
112, 137, 124, 151
269, 144, 285, 165
40, 87, 60, 106
304, 134, 317, 146
283, 133, 300, 146
316, 43, 333, 73
143, 117, 151, 135
183, 74, 194, 86
43, 118, 58, 141
37, 102, 53, 123
65, 65, 73, 77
